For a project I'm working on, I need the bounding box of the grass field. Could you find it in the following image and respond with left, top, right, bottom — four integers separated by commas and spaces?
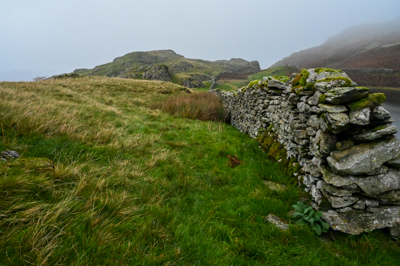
1, 77, 399, 265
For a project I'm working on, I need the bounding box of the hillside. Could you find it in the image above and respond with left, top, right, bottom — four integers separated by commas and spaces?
72, 49, 261, 88
270, 18, 400, 86
2, 77, 400, 264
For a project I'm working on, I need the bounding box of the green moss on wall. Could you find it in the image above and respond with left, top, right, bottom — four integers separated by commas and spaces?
305, 82, 315, 91
346, 93, 386, 111
314, 68, 343, 74
317, 76, 352, 86
274, 75, 290, 83
248, 80, 260, 88
292, 73, 302, 87
256, 127, 301, 182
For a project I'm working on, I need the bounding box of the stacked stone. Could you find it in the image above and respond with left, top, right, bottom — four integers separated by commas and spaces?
210, 68, 400, 238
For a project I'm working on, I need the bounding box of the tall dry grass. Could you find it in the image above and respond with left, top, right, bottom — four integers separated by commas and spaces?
156, 92, 227, 122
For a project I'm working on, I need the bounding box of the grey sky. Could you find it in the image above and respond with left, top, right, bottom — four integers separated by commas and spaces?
1, 0, 399, 81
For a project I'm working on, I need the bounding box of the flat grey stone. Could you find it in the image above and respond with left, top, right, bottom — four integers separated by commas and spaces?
322, 166, 400, 197
310, 130, 337, 158
349, 108, 371, 125
327, 137, 400, 175
322, 206, 400, 235
326, 113, 350, 127
370, 106, 393, 124
323, 87, 370, 105
322, 181, 359, 197
353, 123, 398, 142
265, 214, 289, 231
307, 91, 322, 106
318, 103, 347, 113
376, 190, 400, 205
353, 200, 366, 210
322, 189, 359, 208
337, 207, 354, 213
307, 115, 319, 130
267, 79, 287, 90
385, 154, 400, 169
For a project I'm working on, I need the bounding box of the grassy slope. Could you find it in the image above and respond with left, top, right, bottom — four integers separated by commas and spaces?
75, 50, 254, 81
0, 77, 399, 265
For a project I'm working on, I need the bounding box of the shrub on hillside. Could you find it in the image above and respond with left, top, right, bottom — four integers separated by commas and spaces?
156, 92, 228, 122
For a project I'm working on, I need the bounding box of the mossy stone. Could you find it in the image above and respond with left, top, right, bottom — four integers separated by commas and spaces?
346, 93, 386, 112
314, 68, 343, 74
248, 80, 260, 88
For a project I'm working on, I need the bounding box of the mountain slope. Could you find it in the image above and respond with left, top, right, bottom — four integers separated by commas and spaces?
270, 19, 400, 72
73, 49, 261, 88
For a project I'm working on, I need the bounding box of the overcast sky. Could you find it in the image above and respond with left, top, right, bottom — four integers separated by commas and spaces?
1, 0, 399, 81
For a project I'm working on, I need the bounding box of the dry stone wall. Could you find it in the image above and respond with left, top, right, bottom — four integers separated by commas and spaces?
210, 68, 400, 238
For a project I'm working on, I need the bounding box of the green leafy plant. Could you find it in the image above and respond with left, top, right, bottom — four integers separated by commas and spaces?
292, 201, 329, 235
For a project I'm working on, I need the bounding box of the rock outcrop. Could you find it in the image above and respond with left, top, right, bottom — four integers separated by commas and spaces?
210, 68, 400, 238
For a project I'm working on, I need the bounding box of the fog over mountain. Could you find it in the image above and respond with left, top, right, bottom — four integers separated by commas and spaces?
1, 0, 400, 81
270, 18, 400, 71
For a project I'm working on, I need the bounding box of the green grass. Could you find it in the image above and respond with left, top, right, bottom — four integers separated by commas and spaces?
0, 77, 399, 265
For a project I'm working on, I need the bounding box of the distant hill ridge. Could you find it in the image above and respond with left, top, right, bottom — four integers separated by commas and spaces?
73, 50, 261, 88
270, 18, 400, 87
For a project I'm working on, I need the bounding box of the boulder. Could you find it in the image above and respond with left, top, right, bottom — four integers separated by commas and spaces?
353, 123, 398, 142
327, 137, 400, 175
323, 87, 370, 105
322, 206, 400, 235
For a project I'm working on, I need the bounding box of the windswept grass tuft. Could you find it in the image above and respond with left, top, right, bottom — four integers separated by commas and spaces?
155, 92, 227, 122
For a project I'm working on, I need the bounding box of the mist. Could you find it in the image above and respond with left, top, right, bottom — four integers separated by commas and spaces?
1, 0, 399, 81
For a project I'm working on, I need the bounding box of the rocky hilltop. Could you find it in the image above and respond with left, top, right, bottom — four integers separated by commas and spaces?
73, 50, 261, 88
270, 19, 400, 87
